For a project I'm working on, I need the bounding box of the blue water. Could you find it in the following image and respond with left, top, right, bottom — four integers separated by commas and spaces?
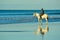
0, 22, 60, 40
0, 10, 60, 40
0, 10, 60, 24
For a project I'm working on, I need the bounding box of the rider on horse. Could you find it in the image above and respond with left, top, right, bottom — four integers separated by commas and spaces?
40, 8, 48, 20
40, 8, 44, 18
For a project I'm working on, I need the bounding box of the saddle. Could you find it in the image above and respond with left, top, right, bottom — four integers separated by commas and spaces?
40, 13, 44, 19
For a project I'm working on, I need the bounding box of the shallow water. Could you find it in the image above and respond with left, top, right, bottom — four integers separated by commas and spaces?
0, 22, 60, 40
0, 10, 60, 40
0, 10, 60, 24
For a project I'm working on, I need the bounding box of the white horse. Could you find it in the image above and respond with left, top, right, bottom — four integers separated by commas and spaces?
33, 12, 49, 35
33, 12, 48, 22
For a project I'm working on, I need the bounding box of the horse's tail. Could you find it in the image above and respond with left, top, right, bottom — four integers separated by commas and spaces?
46, 14, 49, 20
47, 17, 49, 20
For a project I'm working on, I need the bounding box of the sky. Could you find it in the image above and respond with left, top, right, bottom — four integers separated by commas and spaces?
0, 0, 60, 10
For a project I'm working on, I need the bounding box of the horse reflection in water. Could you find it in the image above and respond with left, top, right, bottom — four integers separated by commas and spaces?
33, 12, 49, 40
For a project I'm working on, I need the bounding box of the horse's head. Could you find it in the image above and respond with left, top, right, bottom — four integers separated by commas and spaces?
33, 12, 39, 17
33, 13, 36, 17
33, 12, 42, 21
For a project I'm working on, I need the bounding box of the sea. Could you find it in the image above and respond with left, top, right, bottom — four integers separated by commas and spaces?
0, 10, 60, 24
0, 10, 60, 40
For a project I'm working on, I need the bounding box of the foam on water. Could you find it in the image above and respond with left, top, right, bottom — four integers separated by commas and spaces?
0, 10, 60, 24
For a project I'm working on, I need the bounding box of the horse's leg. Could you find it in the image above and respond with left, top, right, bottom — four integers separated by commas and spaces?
34, 19, 40, 34
38, 19, 41, 30
40, 19, 42, 27
46, 18, 48, 25
37, 18, 40, 27
46, 18, 49, 31
46, 16, 48, 25
38, 19, 43, 33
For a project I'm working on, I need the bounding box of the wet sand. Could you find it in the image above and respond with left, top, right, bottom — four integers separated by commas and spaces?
0, 22, 60, 40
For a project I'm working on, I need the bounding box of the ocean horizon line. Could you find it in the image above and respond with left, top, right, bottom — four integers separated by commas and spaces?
0, 9, 60, 11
